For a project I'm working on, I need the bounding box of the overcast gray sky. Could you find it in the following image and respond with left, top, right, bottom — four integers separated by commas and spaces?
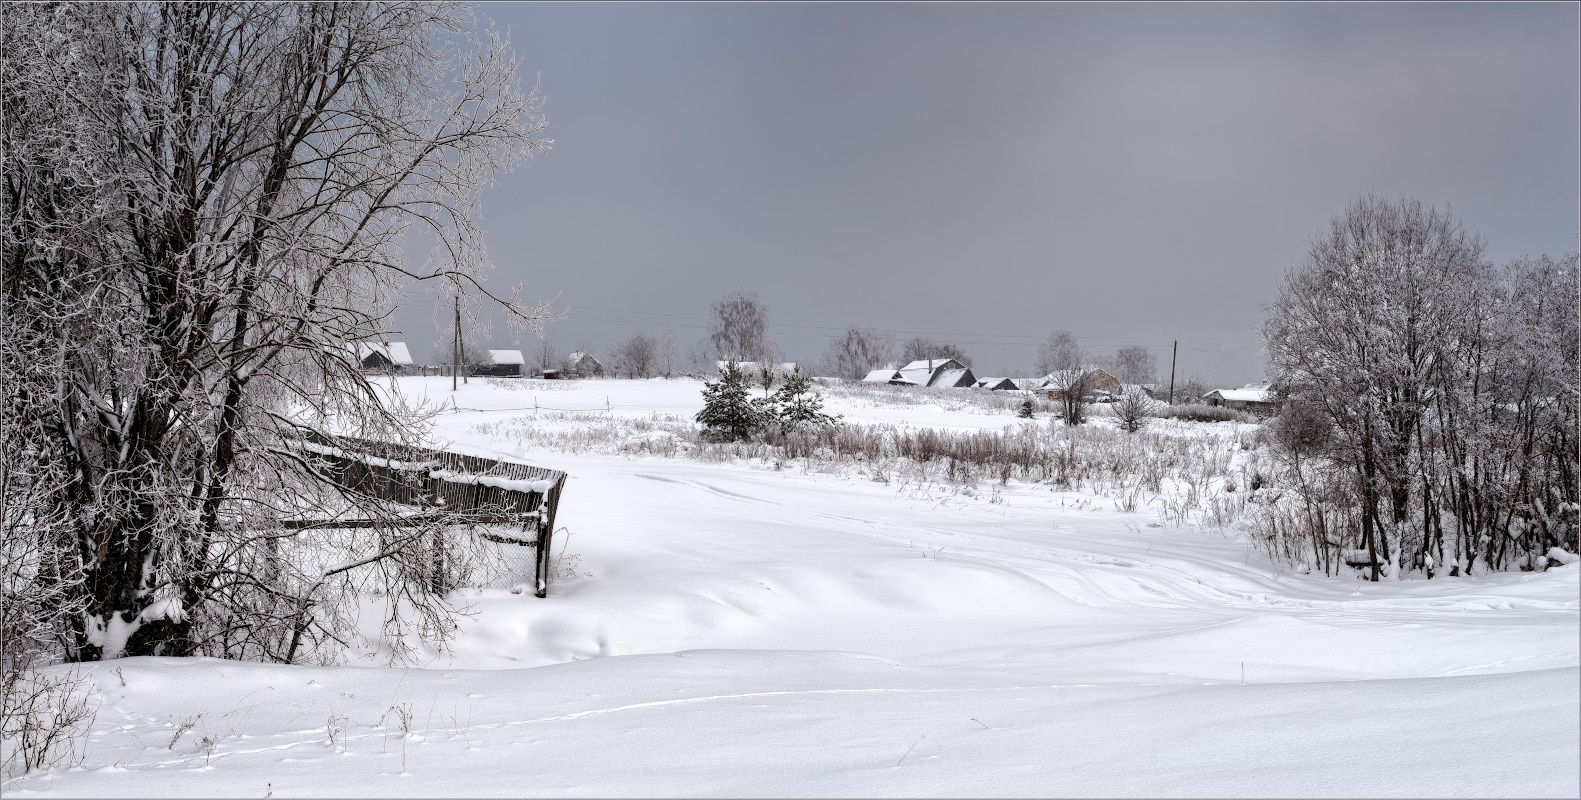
391, 2, 1579, 383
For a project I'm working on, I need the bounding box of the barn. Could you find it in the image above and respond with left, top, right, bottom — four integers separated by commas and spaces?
896, 358, 976, 389
863, 368, 917, 385
975, 377, 1019, 391
1204, 381, 1277, 415
474, 349, 526, 378
356, 341, 413, 374
1042, 367, 1123, 402
568, 352, 604, 378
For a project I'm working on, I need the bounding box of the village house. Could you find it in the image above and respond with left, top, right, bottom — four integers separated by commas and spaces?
862, 368, 917, 386
472, 349, 527, 378
1204, 381, 1278, 415
975, 377, 1019, 391
1037, 367, 1123, 402
896, 358, 978, 389
356, 341, 414, 375
568, 352, 604, 378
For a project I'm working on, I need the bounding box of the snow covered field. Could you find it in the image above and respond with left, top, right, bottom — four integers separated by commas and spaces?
10, 378, 1578, 797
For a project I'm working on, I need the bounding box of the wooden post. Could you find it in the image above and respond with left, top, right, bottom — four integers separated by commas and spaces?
453, 294, 461, 392
533, 517, 552, 598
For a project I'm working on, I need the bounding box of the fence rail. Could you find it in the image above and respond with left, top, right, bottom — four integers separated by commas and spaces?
288, 431, 568, 597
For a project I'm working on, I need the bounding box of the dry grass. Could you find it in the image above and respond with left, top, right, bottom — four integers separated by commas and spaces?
474, 411, 1267, 531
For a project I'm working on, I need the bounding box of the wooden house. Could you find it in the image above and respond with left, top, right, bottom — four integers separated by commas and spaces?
356, 341, 414, 374
897, 358, 976, 389
1042, 367, 1122, 402
1204, 381, 1277, 415
568, 352, 604, 379
474, 349, 526, 378
975, 377, 1019, 391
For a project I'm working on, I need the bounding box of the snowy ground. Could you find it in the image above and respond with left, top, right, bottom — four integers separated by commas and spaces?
10, 378, 1578, 797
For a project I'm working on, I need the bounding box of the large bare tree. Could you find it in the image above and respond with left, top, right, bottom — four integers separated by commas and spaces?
1034, 330, 1082, 376
707, 289, 772, 364
821, 326, 894, 380
1265, 194, 1575, 579
1, 2, 554, 665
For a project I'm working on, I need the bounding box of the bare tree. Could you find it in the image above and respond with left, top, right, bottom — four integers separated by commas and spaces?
1, 2, 555, 664
1176, 375, 1210, 405
1034, 330, 1082, 376
534, 337, 563, 378
1045, 368, 1093, 426
613, 333, 659, 379
708, 290, 773, 363
685, 338, 713, 375
1114, 387, 1156, 433
660, 328, 677, 378
900, 337, 971, 367
1114, 346, 1158, 385
821, 326, 894, 380
1263, 195, 1576, 581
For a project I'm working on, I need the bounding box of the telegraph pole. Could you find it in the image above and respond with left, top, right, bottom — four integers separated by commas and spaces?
1167, 340, 1178, 405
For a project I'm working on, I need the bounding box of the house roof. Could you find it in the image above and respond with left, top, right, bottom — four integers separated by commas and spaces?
356, 341, 413, 366
899, 358, 964, 372
863, 368, 902, 383
569, 351, 600, 365
977, 377, 1018, 390
1205, 386, 1276, 403
487, 349, 526, 366
933, 368, 975, 388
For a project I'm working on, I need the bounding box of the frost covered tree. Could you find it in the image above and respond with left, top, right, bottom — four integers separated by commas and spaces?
1114, 346, 1157, 385
1176, 375, 1210, 405
900, 337, 970, 367
708, 290, 773, 364
1114, 387, 1155, 433
696, 362, 765, 440
772, 368, 840, 432
613, 333, 658, 378
534, 337, 564, 378
1263, 194, 1577, 579
821, 326, 894, 381
1034, 330, 1082, 376
1, 2, 555, 664
1046, 368, 1093, 426
660, 329, 677, 378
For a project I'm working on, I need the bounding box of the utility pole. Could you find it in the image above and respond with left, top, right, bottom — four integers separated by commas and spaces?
452, 293, 462, 392
1167, 339, 1178, 405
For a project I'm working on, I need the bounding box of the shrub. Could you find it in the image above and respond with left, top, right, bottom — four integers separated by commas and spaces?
1157, 404, 1256, 424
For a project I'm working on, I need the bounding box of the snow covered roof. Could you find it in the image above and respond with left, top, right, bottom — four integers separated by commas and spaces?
863, 368, 902, 383
900, 358, 964, 372
933, 368, 974, 388
569, 351, 600, 365
1204, 386, 1276, 403
355, 341, 412, 366
976, 377, 1018, 391
487, 349, 526, 366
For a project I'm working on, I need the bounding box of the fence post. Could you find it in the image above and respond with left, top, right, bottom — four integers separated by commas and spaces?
534, 518, 552, 598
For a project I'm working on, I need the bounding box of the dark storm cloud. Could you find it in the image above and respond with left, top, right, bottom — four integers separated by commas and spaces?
391, 3, 1578, 382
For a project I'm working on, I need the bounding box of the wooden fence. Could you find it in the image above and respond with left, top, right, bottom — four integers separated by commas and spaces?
288, 431, 568, 597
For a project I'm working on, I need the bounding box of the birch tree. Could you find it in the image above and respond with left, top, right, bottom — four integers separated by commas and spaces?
2, 2, 555, 664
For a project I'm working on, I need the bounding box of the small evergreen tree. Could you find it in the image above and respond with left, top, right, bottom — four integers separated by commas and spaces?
697, 361, 764, 440
1017, 397, 1035, 419
757, 362, 777, 398
773, 367, 841, 432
